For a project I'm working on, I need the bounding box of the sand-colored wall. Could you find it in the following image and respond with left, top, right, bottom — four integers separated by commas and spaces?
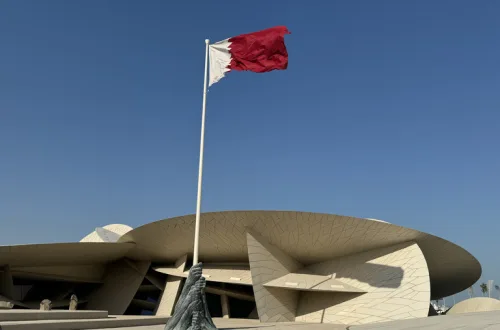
245, 229, 430, 326
155, 255, 187, 316
296, 242, 430, 325
86, 259, 150, 315
247, 231, 303, 322
447, 297, 500, 314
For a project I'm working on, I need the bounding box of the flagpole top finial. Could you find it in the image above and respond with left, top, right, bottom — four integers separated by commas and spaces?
205, 39, 209, 44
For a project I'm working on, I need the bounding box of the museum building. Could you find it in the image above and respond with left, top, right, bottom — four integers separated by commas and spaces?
0, 211, 481, 326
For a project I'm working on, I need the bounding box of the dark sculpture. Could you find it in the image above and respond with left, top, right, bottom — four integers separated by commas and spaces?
165, 263, 217, 330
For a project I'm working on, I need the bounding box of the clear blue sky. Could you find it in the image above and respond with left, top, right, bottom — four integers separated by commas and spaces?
1, 1, 499, 301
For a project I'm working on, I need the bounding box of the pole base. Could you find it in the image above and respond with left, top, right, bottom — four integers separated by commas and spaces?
164, 263, 218, 330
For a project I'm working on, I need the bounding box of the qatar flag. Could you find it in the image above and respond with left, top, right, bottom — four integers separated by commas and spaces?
208, 26, 291, 86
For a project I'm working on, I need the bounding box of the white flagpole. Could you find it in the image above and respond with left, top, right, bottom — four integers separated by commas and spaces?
193, 39, 210, 265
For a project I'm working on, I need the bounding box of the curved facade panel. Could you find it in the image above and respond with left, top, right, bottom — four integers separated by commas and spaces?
0, 242, 134, 267
247, 231, 303, 322
297, 242, 430, 325
447, 297, 500, 315
80, 224, 133, 243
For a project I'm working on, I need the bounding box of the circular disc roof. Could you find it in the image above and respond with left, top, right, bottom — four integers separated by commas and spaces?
118, 210, 481, 299
447, 297, 500, 315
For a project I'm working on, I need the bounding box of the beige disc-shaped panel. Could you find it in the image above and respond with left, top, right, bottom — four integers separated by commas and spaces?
118, 210, 481, 299
447, 297, 500, 315
80, 224, 133, 243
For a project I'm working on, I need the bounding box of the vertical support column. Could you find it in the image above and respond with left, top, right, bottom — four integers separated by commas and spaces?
155, 255, 187, 316
0, 265, 14, 299
246, 231, 303, 322
86, 259, 150, 315
221, 283, 230, 319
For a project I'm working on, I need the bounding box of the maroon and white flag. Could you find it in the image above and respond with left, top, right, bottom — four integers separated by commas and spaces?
208, 26, 291, 86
